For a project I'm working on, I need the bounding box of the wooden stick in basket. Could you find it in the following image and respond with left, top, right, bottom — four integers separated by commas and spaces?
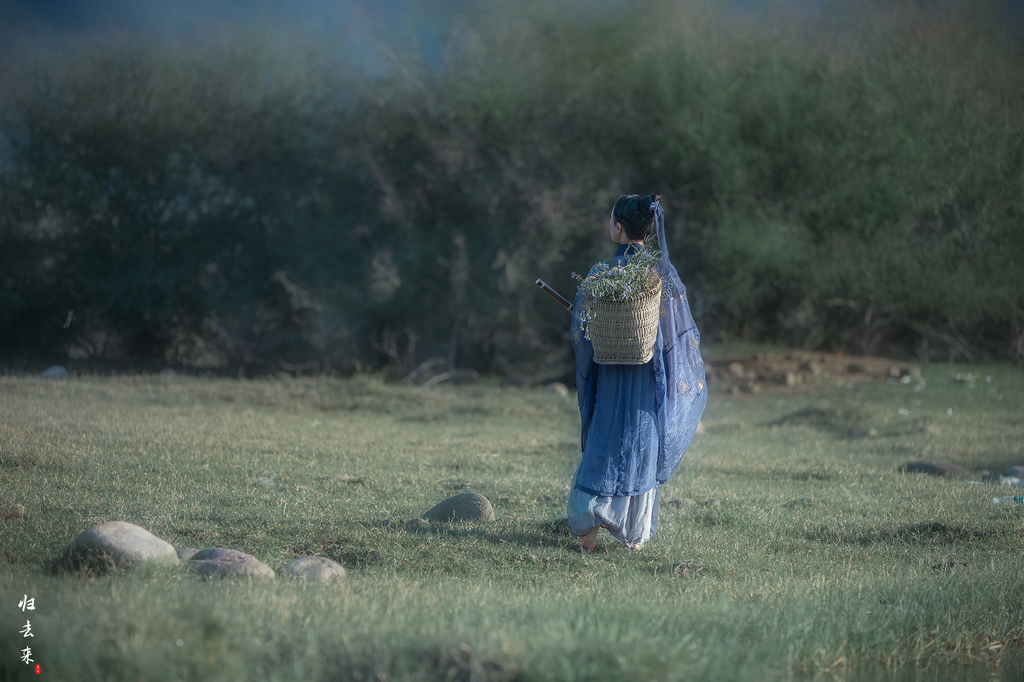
535, 279, 574, 312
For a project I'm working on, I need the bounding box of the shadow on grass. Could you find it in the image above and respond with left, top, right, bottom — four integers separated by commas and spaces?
763, 407, 948, 440
361, 516, 585, 553
762, 407, 857, 435
803, 521, 1008, 546
321, 640, 525, 682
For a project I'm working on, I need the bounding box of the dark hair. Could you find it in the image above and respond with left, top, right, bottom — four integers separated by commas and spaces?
612, 192, 662, 241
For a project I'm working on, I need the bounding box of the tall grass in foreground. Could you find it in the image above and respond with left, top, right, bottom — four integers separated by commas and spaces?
2, 0, 1023, 374
0, 364, 1022, 680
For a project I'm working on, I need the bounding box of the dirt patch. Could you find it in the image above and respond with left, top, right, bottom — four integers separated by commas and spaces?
705, 352, 921, 395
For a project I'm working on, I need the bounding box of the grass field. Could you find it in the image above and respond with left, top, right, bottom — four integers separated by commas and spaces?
1, 360, 1022, 681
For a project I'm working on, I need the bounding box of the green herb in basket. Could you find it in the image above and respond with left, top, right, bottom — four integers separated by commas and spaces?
571, 241, 672, 342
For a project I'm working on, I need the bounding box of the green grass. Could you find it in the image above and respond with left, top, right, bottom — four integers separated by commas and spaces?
1, 365, 1022, 681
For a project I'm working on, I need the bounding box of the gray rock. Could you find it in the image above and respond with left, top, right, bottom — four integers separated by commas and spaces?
176, 548, 200, 561
901, 461, 969, 477
279, 556, 346, 582
422, 492, 495, 523
40, 365, 69, 379
1004, 466, 1024, 479
545, 382, 569, 398
664, 498, 697, 509
189, 548, 275, 579
67, 521, 179, 570
673, 560, 707, 577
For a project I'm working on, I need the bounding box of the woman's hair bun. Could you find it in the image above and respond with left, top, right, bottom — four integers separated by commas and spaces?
613, 192, 662, 241
637, 192, 661, 220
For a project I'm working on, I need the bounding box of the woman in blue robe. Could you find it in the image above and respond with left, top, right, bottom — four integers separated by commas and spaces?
568, 193, 707, 551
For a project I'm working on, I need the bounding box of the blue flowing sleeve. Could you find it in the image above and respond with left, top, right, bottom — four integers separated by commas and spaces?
651, 282, 707, 484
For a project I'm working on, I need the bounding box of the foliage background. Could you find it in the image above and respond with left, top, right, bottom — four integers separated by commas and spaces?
1, 0, 1022, 378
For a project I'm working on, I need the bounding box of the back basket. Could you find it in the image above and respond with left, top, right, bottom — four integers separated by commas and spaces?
587, 282, 662, 365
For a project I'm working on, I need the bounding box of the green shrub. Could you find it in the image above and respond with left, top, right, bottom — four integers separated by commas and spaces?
2, 0, 1022, 374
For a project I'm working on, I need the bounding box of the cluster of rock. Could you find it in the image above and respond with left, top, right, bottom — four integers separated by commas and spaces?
65, 521, 344, 582
61, 494, 496, 580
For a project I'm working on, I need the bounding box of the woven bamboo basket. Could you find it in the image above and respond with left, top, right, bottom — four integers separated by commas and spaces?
587, 282, 662, 365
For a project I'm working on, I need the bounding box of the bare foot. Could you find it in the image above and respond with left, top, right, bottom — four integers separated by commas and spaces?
578, 526, 599, 552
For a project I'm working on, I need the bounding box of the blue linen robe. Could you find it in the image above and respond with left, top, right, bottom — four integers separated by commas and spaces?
568, 207, 707, 540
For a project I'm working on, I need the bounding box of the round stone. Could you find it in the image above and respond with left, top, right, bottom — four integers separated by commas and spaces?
189, 548, 275, 579
545, 382, 569, 398
1003, 466, 1024, 479
422, 493, 495, 523
40, 365, 69, 379
176, 548, 200, 561
279, 556, 346, 582
66, 521, 179, 570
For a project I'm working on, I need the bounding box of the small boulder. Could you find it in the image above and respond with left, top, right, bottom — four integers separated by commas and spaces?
67, 521, 179, 570
901, 461, 969, 477
422, 492, 495, 523
545, 382, 569, 398
279, 556, 346, 582
40, 365, 69, 379
1004, 466, 1024, 479
189, 548, 275, 579
176, 548, 200, 561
